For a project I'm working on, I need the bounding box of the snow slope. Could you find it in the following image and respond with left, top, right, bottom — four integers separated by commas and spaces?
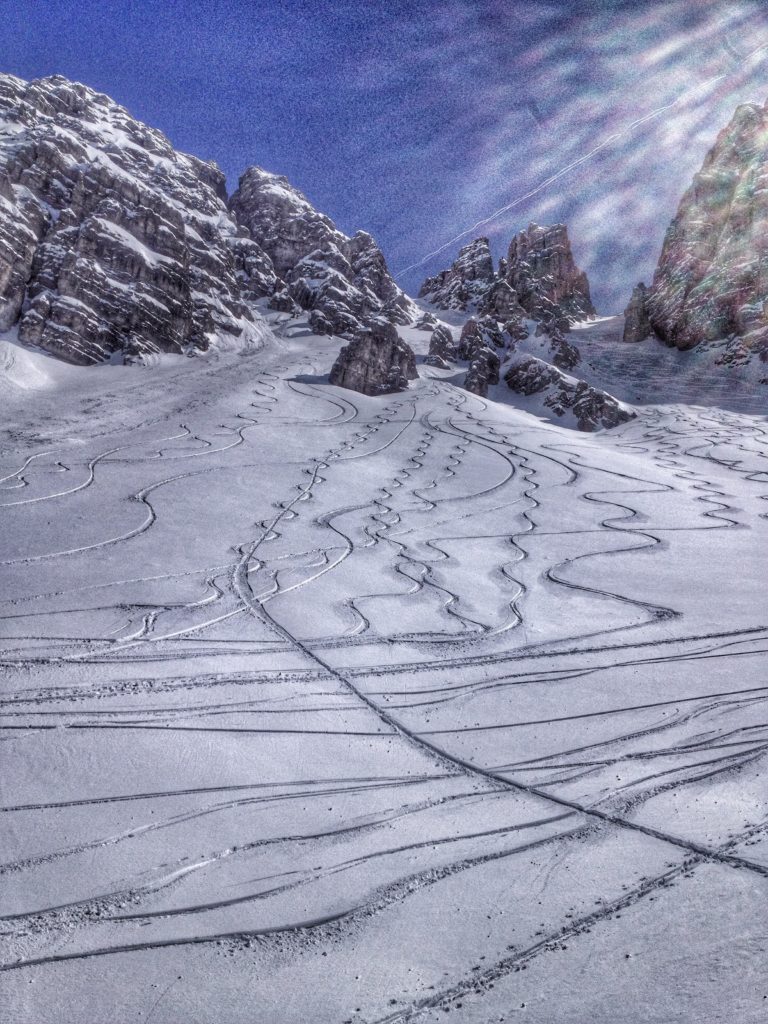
1, 316, 767, 1022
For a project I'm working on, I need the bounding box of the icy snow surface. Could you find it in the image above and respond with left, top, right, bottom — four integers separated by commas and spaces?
1, 314, 767, 1022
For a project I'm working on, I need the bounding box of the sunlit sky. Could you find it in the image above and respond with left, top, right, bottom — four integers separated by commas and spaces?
3, 0, 768, 309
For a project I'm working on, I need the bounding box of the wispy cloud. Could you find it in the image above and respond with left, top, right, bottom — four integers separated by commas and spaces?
370, 0, 768, 310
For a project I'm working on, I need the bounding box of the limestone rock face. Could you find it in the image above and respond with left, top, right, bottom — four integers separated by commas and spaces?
0, 73, 270, 364
542, 326, 581, 370
425, 324, 456, 369
457, 316, 505, 360
504, 356, 634, 431
478, 278, 526, 321
464, 346, 500, 396
456, 317, 506, 397
328, 320, 418, 396
419, 224, 594, 330
418, 237, 495, 311
622, 282, 653, 343
645, 100, 768, 355
506, 223, 595, 325
230, 167, 417, 336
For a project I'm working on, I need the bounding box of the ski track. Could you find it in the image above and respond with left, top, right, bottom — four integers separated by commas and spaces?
2, 325, 768, 1022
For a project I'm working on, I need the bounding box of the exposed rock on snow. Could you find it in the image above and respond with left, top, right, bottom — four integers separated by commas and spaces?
419, 224, 595, 329
506, 223, 595, 325
425, 324, 456, 368
622, 282, 653, 343
457, 316, 505, 360
644, 99, 768, 359
413, 310, 439, 331
542, 326, 581, 370
418, 236, 495, 311
465, 345, 501, 395
328, 320, 417, 395
504, 355, 634, 431
456, 317, 505, 396
0, 73, 269, 364
230, 167, 417, 337
478, 277, 526, 322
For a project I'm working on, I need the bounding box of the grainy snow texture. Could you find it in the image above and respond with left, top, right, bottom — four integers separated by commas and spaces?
1, 311, 768, 1024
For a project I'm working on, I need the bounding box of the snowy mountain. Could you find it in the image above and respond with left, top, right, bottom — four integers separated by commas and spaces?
0, 73, 417, 366
230, 167, 417, 336
4, 68, 768, 1024
0, 73, 272, 363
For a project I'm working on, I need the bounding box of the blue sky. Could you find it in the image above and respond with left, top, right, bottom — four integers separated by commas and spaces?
3, 0, 768, 309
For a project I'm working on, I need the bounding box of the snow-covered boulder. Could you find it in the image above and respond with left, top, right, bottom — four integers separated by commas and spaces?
504, 355, 634, 431
328, 320, 418, 396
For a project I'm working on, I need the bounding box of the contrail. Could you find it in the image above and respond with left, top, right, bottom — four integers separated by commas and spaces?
395, 40, 768, 278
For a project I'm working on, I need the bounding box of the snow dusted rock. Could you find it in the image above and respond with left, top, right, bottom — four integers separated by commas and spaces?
478, 277, 526, 321
543, 326, 581, 370
230, 167, 416, 336
0, 73, 270, 364
464, 345, 500, 396
419, 224, 594, 331
414, 310, 439, 331
622, 282, 653, 343
457, 316, 505, 360
328, 320, 418, 396
425, 324, 456, 368
418, 236, 495, 311
456, 317, 505, 396
645, 99, 768, 358
504, 355, 634, 431
506, 223, 595, 325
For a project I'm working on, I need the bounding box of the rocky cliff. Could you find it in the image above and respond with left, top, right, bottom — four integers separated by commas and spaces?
622, 282, 653, 343
0, 72, 417, 366
230, 167, 417, 336
419, 223, 595, 328
0, 73, 272, 364
629, 99, 768, 363
418, 237, 495, 311
507, 223, 595, 325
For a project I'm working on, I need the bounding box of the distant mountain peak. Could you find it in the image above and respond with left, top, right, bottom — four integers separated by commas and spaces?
419, 223, 595, 327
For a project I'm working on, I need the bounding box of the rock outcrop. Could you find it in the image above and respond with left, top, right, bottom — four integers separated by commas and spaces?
425, 324, 456, 369
504, 356, 634, 431
230, 167, 417, 337
418, 237, 495, 311
418, 224, 595, 330
328, 320, 418, 396
622, 282, 653, 343
642, 99, 768, 359
540, 326, 581, 370
0, 73, 270, 364
464, 346, 501, 396
506, 223, 595, 325
456, 317, 505, 397
457, 316, 504, 360
478, 278, 526, 322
